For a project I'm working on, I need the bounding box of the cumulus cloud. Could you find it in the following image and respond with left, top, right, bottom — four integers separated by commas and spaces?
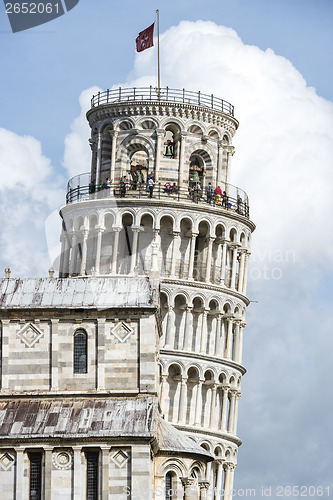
46, 19, 333, 493
63, 85, 102, 179
0, 128, 64, 277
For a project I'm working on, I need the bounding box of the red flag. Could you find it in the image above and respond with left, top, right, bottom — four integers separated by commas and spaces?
136, 23, 155, 52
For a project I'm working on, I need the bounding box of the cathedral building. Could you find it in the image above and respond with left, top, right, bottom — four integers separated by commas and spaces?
0, 86, 255, 499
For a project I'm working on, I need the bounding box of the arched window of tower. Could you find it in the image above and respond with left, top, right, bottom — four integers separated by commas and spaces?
186, 366, 200, 425
167, 364, 182, 423
119, 213, 134, 274
130, 150, 149, 186
163, 123, 180, 160
159, 216, 174, 277
137, 214, 154, 274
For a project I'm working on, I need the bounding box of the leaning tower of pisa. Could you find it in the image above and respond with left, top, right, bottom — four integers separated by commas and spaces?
57, 86, 255, 498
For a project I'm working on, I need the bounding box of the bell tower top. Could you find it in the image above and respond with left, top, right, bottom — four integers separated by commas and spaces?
79, 86, 240, 201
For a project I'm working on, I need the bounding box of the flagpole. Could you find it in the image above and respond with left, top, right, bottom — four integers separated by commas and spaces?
156, 9, 160, 100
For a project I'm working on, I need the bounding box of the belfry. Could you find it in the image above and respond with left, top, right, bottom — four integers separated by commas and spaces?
0, 86, 255, 499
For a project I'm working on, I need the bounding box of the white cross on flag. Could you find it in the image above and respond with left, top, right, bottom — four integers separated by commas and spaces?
136, 23, 155, 52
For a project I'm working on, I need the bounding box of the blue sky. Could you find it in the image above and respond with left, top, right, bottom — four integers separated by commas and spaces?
0, 1, 333, 499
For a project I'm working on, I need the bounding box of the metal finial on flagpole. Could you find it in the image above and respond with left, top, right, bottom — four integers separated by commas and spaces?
156, 9, 161, 100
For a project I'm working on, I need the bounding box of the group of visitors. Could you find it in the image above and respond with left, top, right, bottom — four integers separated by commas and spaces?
164, 182, 178, 195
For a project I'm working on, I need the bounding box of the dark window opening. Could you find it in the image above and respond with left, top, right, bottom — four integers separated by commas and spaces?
29, 453, 42, 500
86, 451, 99, 500
74, 329, 87, 373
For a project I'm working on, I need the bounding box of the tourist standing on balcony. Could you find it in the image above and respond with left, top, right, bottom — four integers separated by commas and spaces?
120, 176, 127, 197
215, 185, 222, 205
148, 177, 154, 198
206, 182, 213, 204
222, 190, 228, 208
106, 178, 112, 190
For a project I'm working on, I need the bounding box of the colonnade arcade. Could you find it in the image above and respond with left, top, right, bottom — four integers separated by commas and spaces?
88, 112, 235, 192
157, 446, 237, 500
159, 359, 242, 435
60, 209, 251, 295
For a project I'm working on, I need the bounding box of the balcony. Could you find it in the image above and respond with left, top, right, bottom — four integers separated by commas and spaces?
66, 173, 250, 218
90, 86, 234, 117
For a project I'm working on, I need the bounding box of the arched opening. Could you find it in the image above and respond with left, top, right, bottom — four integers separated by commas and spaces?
165, 471, 177, 500
130, 150, 148, 188
187, 366, 200, 425
74, 329, 87, 373
159, 216, 174, 277
167, 364, 182, 422
86, 215, 98, 275
174, 295, 187, 350
192, 297, 204, 352
137, 214, 154, 274
118, 213, 134, 274
193, 221, 210, 282
179, 218, 192, 279
100, 214, 114, 274
189, 154, 204, 191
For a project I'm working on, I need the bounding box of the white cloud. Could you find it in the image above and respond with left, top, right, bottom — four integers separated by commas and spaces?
63, 85, 102, 179
0, 128, 64, 277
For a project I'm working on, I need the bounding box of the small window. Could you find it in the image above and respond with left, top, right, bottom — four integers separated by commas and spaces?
86, 451, 99, 500
29, 452, 42, 500
74, 329, 87, 373
165, 471, 176, 500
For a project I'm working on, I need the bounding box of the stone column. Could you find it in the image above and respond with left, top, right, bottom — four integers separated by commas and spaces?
195, 379, 204, 425
215, 314, 222, 356
97, 318, 106, 391
181, 478, 194, 500
155, 129, 164, 182
188, 232, 198, 280
227, 391, 236, 434
216, 460, 224, 500
69, 231, 77, 275
223, 463, 233, 500
233, 392, 241, 435
165, 306, 176, 348
225, 318, 234, 359
183, 305, 193, 350
205, 236, 215, 283
220, 386, 229, 431
232, 321, 240, 362
220, 241, 228, 285
242, 252, 251, 295
101, 447, 110, 498
15, 448, 25, 500
230, 245, 239, 289
237, 249, 246, 292
199, 481, 210, 499
62, 235, 71, 276
94, 227, 104, 274
217, 140, 224, 185
238, 322, 246, 365
171, 231, 181, 278
111, 227, 121, 274
178, 377, 188, 424
44, 448, 53, 500
109, 130, 118, 182
96, 131, 102, 187
50, 319, 59, 391
178, 131, 188, 193
130, 226, 140, 274
209, 383, 217, 428
73, 448, 85, 499
159, 373, 168, 414
0, 319, 10, 390
200, 309, 209, 354
80, 229, 89, 275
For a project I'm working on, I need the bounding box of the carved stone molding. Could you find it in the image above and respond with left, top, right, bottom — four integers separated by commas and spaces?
17, 322, 44, 348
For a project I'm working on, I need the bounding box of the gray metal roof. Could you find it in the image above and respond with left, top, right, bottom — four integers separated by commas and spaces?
156, 417, 213, 459
0, 397, 212, 459
0, 277, 159, 310
0, 397, 155, 439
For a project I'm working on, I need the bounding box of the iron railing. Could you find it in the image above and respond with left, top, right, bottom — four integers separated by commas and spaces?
90, 86, 234, 117
66, 173, 250, 218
